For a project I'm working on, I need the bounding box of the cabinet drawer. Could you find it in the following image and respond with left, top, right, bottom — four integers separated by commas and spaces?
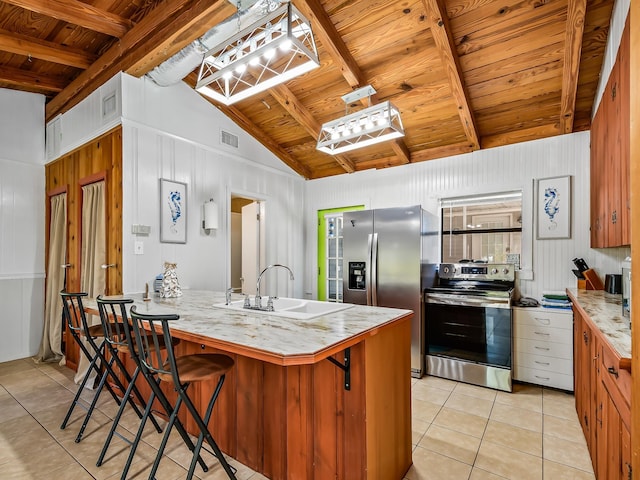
514, 365, 573, 391
514, 337, 572, 360
600, 341, 631, 406
514, 308, 573, 330
514, 323, 573, 344
515, 351, 573, 375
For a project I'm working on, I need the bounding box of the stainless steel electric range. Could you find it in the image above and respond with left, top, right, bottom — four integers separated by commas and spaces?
424, 262, 515, 392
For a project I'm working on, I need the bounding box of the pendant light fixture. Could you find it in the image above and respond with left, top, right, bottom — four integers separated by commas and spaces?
316, 86, 404, 155
196, 1, 319, 105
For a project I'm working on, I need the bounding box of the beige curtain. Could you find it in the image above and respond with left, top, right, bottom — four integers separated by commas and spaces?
35, 193, 67, 363
74, 181, 106, 385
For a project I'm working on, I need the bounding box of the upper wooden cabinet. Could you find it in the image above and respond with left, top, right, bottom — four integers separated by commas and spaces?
590, 18, 630, 248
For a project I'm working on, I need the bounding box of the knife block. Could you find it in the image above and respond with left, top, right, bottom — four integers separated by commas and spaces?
578, 269, 604, 290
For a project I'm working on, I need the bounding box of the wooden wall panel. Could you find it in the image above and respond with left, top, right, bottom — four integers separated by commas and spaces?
365, 317, 412, 480
262, 363, 287, 479
313, 356, 338, 479
45, 126, 123, 368
285, 365, 314, 479
235, 355, 264, 471
341, 340, 367, 479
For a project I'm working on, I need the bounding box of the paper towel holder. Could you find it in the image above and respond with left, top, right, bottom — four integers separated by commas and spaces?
202, 198, 219, 230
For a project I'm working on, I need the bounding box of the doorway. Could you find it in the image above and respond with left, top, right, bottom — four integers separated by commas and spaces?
230, 195, 265, 296
317, 205, 364, 301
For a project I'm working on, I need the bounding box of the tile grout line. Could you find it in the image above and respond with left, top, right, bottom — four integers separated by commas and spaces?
2, 379, 100, 479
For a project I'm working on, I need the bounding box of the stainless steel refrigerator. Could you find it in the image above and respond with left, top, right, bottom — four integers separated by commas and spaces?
342, 205, 438, 377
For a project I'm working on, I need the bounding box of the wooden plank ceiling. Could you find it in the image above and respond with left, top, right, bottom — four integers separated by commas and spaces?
0, 0, 614, 179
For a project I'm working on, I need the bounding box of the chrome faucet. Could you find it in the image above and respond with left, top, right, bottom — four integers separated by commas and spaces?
255, 264, 294, 309
225, 287, 241, 305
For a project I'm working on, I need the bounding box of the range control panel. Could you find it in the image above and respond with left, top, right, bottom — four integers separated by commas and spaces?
438, 263, 515, 282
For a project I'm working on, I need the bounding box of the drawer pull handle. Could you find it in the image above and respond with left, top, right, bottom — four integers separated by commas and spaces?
535, 375, 550, 380
535, 361, 550, 366
534, 346, 550, 351
534, 318, 551, 325
607, 366, 619, 378
534, 331, 550, 336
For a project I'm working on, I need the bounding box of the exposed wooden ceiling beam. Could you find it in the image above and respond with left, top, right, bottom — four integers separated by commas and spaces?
296, 0, 411, 165
560, 0, 587, 134
410, 142, 475, 163
0, 29, 96, 68
422, 0, 480, 150
45, 0, 235, 121
481, 123, 560, 149
269, 85, 355, 173
0, 65, 66, 92
126, 1, 236, 77
3, 0, 133, 38
295, 0, 364, 86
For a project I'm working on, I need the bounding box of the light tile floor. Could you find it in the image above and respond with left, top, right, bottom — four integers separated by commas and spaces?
0, 358, 594, 479
407, 375, 595, 480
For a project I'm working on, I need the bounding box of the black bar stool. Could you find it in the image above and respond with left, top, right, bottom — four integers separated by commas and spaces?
59, 291, 139, 442
129, 305, 237, 480
94, 296, 164, 473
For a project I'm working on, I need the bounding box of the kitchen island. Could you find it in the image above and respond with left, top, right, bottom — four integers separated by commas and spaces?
85, 291, 413, 480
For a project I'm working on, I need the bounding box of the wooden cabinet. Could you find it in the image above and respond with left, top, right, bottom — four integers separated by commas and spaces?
573, 308, 598, 464
573, 305, 632, 479
590, 17, 630, 248
513, 307, 573, 390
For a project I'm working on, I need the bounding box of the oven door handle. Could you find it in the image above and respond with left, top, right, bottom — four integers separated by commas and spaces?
371, 232, 378, 306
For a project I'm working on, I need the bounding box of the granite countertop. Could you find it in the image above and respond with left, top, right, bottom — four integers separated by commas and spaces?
84, 290, 412, 365
566, 288, 631, 359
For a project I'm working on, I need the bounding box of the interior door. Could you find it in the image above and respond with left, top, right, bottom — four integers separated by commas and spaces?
241, 201, 264, 296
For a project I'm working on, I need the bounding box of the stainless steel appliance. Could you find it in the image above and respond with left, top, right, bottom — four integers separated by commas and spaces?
342, 206, 438, 377
622, 258, 631, 322
424, 262, 515, 392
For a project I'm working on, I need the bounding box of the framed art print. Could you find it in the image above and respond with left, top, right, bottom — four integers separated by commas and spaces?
536, 175, 571, 239
160, 179, 187, 243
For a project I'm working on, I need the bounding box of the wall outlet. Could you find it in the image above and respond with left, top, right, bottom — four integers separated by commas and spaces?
134, 241, 144, 255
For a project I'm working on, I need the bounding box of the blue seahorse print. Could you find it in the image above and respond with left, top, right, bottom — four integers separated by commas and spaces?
168, 190, 182, 233
544, 187, 560, 230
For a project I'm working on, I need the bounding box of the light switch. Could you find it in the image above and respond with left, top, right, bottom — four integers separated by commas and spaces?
134, 241, 144, 255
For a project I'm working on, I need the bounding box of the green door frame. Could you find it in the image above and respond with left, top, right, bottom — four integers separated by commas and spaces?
317, 205, 364, 300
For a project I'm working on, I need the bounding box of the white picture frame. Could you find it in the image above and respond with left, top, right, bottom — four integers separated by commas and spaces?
536, 175, 571, 239
160, 179, 187, 244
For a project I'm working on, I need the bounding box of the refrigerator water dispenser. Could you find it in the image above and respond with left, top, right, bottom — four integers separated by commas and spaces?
348, 262, 366, 290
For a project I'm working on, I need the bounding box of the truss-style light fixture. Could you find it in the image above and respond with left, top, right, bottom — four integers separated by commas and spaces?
317, 86, 404, 155
196, 2, 319, 105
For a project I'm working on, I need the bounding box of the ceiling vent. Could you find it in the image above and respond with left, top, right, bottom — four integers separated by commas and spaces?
221, 129, 239, 148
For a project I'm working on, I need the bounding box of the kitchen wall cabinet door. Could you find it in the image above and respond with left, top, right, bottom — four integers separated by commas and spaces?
590, 17, 630, 248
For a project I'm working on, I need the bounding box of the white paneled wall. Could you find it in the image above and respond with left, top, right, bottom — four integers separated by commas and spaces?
121, 76, 305, 297
46, 74, 122, 161
0, 89, 46, 362
305, 132, 630, 301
